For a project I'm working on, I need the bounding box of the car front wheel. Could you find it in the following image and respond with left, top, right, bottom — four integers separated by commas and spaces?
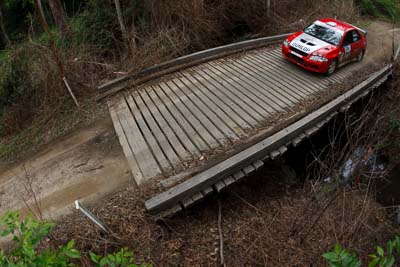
326, 59, 337, 76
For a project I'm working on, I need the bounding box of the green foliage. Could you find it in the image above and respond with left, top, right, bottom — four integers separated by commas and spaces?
324, 237, 400, 267
0, 211, 148, 267
323, 244, 362, 267
0, 45, 40, 107
90, 248, 148, 267
71, 0, 120, 49
0, 44, 41, 135
0, 211, 80, 266
3, 0, 33, 9
359, 0, 400, 22
367, 237, 400, 267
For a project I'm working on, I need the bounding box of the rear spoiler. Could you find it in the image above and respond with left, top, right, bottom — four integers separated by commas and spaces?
357, 28, 367, 37
348, 23, 367, 37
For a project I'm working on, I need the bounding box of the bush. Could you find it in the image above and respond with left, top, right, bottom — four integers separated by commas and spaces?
0, 46, 41, 135
0, 211, 148, 267
323, 237, 400, 267
0, 211, 81, 266
90, 248, 146, 267
71, 0, 120, 49
0, 42, 66, 136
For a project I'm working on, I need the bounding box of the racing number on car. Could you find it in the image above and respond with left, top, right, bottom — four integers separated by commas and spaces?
340, 45, 351, 63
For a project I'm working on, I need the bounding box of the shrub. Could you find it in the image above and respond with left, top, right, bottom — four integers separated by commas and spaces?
0, 42, 64, 136
71, 0, 120, 49
323, 244, 362, 267
0, 211, 148, 267
0, 46, 41, 135
0, 211, 81, 266
323, 237, 400, 267
90, 248, 147, 267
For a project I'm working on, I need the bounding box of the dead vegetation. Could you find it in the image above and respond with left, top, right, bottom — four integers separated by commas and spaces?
38, 65, 400, 266
0, 0, 361, 148
42, 169, 397, 266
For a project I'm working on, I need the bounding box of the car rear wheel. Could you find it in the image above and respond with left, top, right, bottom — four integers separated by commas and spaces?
357, 50, 365, 62
326, 59, 337, 76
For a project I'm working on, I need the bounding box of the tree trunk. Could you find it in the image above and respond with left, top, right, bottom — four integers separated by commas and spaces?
35, 0, 79, 108
47, 0, 70, 38
114, 0, 127, 38
0, 0, 10, 45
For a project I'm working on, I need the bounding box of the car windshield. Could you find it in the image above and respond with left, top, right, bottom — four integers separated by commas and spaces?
303, 22, 343, 46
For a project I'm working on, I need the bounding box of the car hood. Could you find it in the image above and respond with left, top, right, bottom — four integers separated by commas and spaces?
289, 33, 333, 55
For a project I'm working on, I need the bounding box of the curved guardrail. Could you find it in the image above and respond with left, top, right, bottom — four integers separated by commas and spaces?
97, 33, 292, 100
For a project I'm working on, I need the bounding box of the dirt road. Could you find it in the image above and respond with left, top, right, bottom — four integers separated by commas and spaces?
0, 118, 131, 219
0, 20, 398, 220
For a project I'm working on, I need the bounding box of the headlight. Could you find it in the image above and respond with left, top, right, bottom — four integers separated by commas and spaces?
309, 54, 328, 62
283, 39, 290, 47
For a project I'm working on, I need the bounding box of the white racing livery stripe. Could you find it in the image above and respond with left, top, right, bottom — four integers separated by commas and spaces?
290, 33, 331, 55
289, 20, 344, 55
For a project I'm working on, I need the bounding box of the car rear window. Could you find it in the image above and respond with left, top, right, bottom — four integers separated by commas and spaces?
303, 22, 343, 46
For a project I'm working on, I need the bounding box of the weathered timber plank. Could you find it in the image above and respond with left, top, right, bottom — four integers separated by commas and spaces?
147, 87, 201, 157
139, 90, 191, 160
154, 84, 210, 152
264, 52, 325, 87
213, 60, 293, 111
174, 75, 240, 141
133, 91, 182, 166
196, 66, 265, 123
202, 187, 214, 196
233, 171, 245, 181
190, 68, 257, 128
213, 58, 292, 109
224, 176, 235, 186
261, 52, 324, 91
124, 92, 171, 171
257, 53, 322, 94
109, 103, 144, 182
243, 54, 313, 98
115, 98, 161, 182
205, 63, 276, 116
233, 58, 303, 104
145, 65, 391, 212
181, 71, 251, 133
163, 80, 223, 148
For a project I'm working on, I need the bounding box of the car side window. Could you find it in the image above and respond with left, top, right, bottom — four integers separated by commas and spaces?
342, 32, 353, 46
351, 30, 361, 42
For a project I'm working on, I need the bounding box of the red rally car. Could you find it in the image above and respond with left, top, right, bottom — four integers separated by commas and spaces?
282, 18, 367, 75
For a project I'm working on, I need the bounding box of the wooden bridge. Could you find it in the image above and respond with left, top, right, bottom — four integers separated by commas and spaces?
98, 33, 397, 217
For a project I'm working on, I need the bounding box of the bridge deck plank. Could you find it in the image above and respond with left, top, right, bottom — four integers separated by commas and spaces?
109, 46, 369, 185
198, 66, 267, 122
147, 87, 200, 157
208, 62, 285, 113
235, 57, 307, 101
139, 90, 190, 161
244, 54, 313, 97
188, 68, 257, 128
177, 73, 245, 138
215, 59, 298, 108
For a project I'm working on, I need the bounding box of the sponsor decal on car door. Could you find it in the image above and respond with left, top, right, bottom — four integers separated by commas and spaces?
343, 45, 351, 62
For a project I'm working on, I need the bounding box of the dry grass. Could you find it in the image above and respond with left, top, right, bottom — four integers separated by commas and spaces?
44, 169, 398, 266
0, 0, 362, 164
42, 63, 400, 267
